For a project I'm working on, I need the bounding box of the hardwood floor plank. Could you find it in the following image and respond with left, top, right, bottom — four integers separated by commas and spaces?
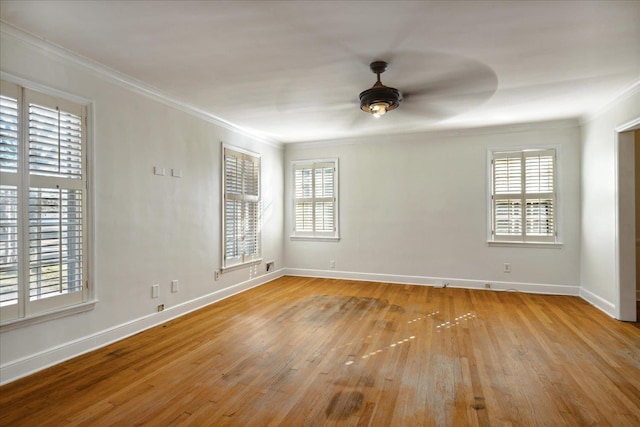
1, 277, 639, 426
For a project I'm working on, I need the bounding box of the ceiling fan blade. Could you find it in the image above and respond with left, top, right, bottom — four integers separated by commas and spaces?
279, 100, 356, 114
398, 101, 453, 121
403, 66, 498, 100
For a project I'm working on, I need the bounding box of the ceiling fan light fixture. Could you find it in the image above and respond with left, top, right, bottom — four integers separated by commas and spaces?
371, 102, 388, 118
359, 61, 402, 117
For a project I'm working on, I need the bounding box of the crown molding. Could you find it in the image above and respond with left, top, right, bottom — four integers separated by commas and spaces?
0, 21, 283, 149
580, 78, 640, 126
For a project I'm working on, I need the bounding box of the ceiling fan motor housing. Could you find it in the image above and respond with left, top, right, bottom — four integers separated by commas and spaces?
360, 61, 402, 113
359, 84, 402, 113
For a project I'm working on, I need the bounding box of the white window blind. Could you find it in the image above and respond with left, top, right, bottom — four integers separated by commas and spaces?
222, 146, 261, 269
0, 80, 88, 323
491, 149, 556, 243
292, 159, 339, 239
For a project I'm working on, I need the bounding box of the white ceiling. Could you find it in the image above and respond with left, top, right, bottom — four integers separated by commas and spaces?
1, 0, 639, 143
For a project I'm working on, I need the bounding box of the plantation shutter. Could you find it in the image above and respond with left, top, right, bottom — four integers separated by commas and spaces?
0, 81, 88, 322
492, 150, 555, 242
0, 82, 20, 317
524, 151, 555, 238
293, 160, 337, 238
223, 146, 260, 268
26, 89, 86, 312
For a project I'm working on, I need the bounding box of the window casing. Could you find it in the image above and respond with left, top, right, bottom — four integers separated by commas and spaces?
291, 159, 339, 240
222, 145, 261, 269
490, 149, 557, 243
1, 80, 89, 323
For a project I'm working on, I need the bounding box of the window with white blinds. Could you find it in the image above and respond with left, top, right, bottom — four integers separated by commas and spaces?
0, 80, 89, 323
491, 149, 556, 243
222, 146, 261, 269
292, 159, 339, 239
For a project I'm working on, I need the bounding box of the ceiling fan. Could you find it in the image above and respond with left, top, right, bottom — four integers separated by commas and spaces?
277, 52, 497, 125
359, 61, 402, 118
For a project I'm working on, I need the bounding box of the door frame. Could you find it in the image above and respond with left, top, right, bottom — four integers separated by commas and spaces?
615, 117, 640, 321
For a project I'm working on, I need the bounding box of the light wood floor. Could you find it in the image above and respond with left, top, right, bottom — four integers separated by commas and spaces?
1, 276, 640, 426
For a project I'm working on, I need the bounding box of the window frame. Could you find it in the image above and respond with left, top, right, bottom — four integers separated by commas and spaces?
0, 78, 95, 328
487, 147, 562, 247
221, 144, 262, 271
290, 158, 340, 241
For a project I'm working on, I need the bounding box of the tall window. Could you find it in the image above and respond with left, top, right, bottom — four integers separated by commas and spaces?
292, 159, 339, 240
222, 145, 261, 269
1, 80, 89, 323
490, 149, 556, 243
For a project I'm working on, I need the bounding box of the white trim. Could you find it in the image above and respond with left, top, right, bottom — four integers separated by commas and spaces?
487, 241, 563, 248
221, 142, 261, 160
220, 258, 262, 274
0, 79, 94, 323
582, 79, 640, 126
283, 268, 580, 296
289, 236, 341, 242
1, 71, 92, 106
221, 143, 262, 270
291, 158, 340, 240
487, 146, 562, 244
0, 22, 282, 148
614, 122, 639, 321
0, 269, 285, 385
0, 300, 97, 332
579, 287, 617, 319
615, 116, 640, 133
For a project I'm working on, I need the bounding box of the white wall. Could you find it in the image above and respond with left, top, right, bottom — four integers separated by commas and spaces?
580, 90, 639, 317
284, 122, 582, 293
0, 28, 284, 383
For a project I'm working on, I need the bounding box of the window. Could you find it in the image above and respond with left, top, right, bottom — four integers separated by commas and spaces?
490, 149, 556, 243
1, 80, 89, 323
292, 159, 339, 240
222, 145, 261, 269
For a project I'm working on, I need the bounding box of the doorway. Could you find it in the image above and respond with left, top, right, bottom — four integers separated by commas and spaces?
616, 119, 640, 321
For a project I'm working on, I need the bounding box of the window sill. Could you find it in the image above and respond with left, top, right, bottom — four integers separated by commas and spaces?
0, 300, 97, 332
221, 258, 263, 274
487, 241, 563, 248
290, 236, 341, 242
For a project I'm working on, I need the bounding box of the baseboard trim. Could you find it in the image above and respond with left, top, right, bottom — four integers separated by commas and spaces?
0, 269, 285, 385
283, 268, 580, 296
579, 287, 617, 318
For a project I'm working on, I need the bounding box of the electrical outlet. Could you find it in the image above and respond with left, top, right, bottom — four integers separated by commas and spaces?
504, 263, 511, 273
214, 270, 220, 281
157, 304, 165, 312
171, 280, 179, 293
485, 283, 491, 289
151, 284, 159, 298
266, 261, 275, 272
330, 260, 335, 269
